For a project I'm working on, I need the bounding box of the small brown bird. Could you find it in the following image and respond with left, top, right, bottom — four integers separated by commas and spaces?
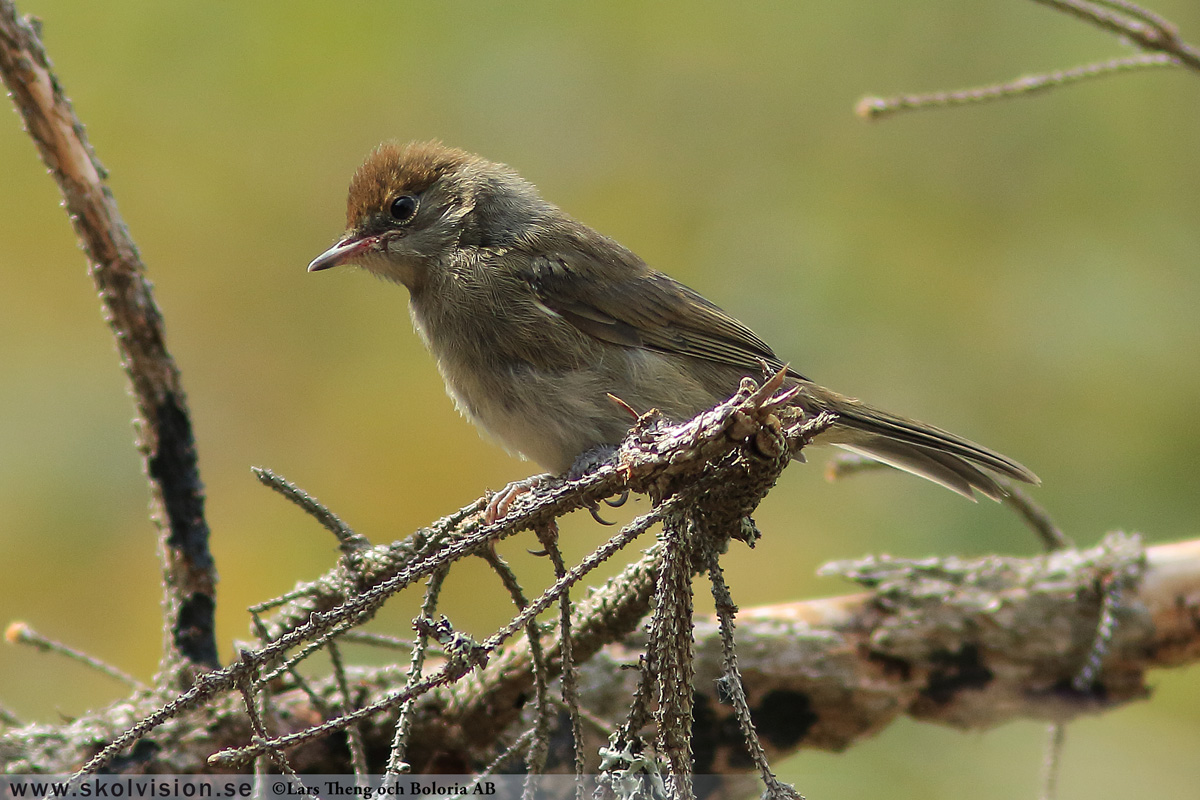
309, 141, 1038, 500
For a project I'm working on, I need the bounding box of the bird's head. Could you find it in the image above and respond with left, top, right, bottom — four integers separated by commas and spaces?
308, 140, 554, 290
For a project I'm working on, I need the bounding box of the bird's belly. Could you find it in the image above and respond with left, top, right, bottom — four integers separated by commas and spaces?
432, 346, 729, 474
433, 360, 622, 473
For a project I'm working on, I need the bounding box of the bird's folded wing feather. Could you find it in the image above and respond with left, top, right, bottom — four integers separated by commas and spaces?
520, 249, 804, 379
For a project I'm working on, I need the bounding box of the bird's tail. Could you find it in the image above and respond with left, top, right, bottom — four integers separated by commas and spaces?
810, 392, 1039, 501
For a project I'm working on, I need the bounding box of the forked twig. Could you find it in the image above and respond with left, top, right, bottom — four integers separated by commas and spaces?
860, 0, 1199, 120
385, 568, 448, 776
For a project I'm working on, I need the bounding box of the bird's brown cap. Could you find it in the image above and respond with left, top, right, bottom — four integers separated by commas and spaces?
346, 140, 473, 226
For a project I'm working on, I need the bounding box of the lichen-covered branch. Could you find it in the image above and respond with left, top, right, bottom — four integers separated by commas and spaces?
608, 532, 1199, 770
3, 533, 1197, 774
0, 0, 217, 676
447, 532, 1200, 772
0, 373, 814, 774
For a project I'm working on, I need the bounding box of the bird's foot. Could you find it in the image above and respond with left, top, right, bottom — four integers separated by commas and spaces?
485, 475, 546, 524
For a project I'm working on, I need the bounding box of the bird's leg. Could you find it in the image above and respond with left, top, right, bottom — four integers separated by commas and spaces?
566, 443, 620, 479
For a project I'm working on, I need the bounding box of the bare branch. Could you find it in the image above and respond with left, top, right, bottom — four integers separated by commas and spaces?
253, 467, 372, 558
859, 0, 1199, 120
1033, 0, 1200, 68
858, 54, 1177, 120
0, 0, 217, 676
5, 622, 145, 690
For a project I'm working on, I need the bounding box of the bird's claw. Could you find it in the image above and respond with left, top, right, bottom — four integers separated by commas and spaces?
588, 503, 616, 526
604, 490, 630, 508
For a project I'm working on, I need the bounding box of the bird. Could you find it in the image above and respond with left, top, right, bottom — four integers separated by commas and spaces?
308, 140, 1038, 502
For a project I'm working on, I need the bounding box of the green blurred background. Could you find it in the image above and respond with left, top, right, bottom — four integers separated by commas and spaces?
1, 0, 1198, 795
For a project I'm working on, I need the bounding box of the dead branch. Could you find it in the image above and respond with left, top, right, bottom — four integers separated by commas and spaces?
0, 0, 217, 677
594, 533, 1200, 771
3, 533, 1197, 774
4, 0, 1198, 789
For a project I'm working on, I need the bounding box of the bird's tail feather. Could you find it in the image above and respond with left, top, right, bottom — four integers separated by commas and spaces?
820, 402, 1038, 501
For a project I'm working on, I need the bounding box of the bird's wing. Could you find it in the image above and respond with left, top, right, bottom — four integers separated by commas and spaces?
520, 248, 805, 379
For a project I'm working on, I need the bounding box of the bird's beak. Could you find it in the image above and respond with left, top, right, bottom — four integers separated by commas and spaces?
307, 234, 379, 272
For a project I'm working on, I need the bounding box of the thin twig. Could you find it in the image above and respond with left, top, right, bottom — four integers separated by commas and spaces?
481, 507, 665, 653
552, 695, 616, 737
211, 657, 472, 767
1000, 481, 1073, 551
328, 641, 369, 781
252, 689, 270, 785
385, 567, 447, 776
1032, 0, 1200, 68
249, 612, 330, 714
1092, 0, 1178, 36
610, 656, 655, 756
535, 522, 586, 789
647, 514, 697, 800
705, 553, 800, 800
470, 728, 536, 785
479, 547, 552, 778
253, 467, 371, 557
862, 0, 1200, 120
828, 455, 1072, 552
337, 631, 419, 652
248, 585, 316, 616
858, 53, 1177, 120
237, 678, 301, 781
5, 622, 145, 690
1039, 722, 1068, 800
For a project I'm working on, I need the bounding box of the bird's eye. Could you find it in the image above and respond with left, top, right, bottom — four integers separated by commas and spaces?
389, 195, 419, 224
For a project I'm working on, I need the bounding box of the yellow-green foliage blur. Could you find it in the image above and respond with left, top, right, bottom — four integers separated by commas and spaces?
1, 1, 1198, 796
